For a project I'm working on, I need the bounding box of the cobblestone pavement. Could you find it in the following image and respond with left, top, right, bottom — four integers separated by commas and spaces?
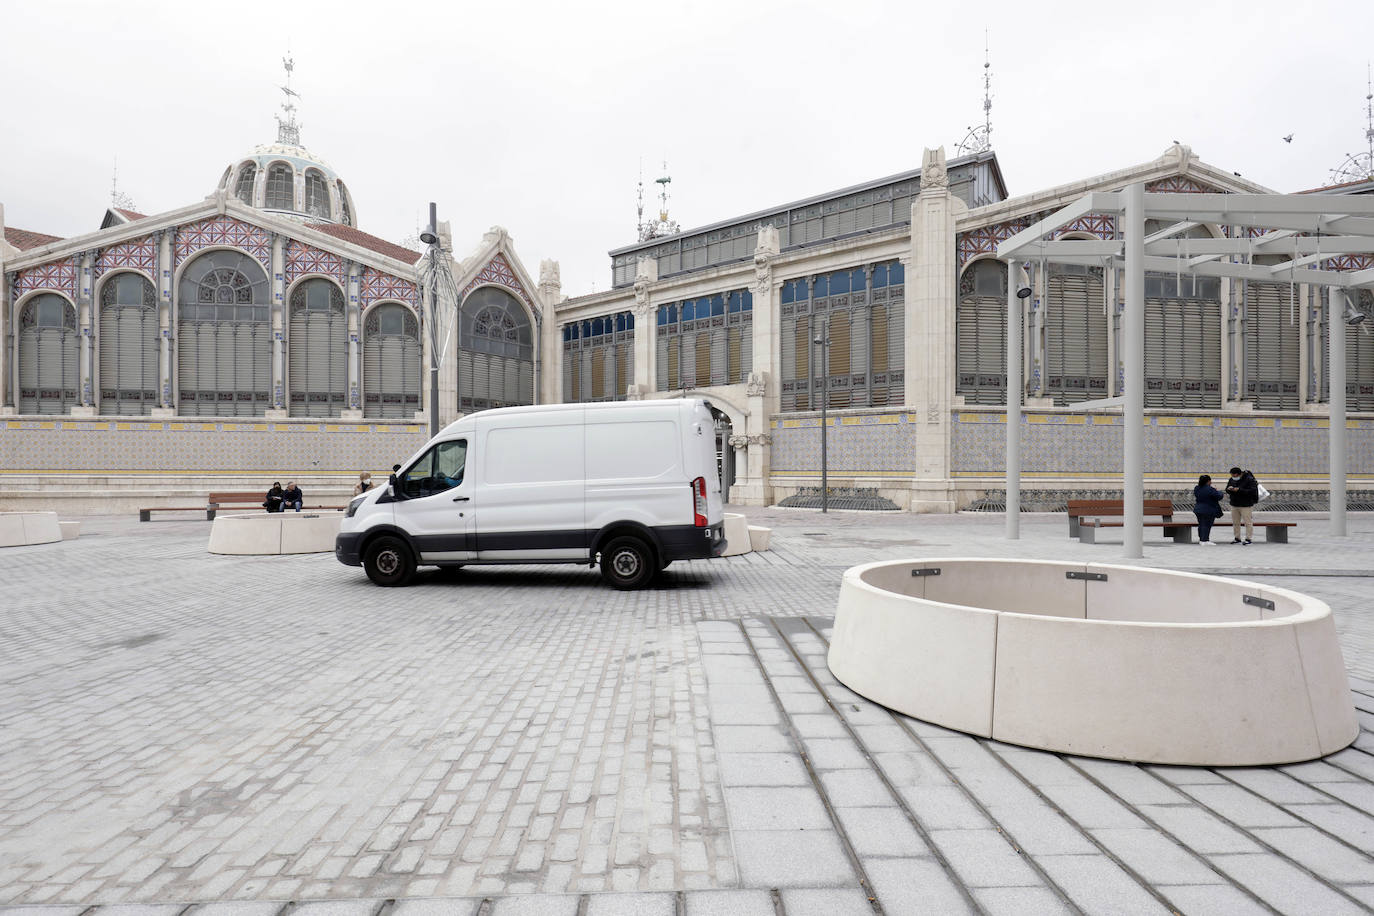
0, 509, 1372, 914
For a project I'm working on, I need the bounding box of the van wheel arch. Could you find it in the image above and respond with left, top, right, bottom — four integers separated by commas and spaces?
592, 522, 663, 568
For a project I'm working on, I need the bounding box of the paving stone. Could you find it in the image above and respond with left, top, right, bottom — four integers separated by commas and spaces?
184, 905, 290, 916
863, 857, 974, 915
488, 897, 580, 916
583, 892, 675, 916
817, 769, 891, 806
1088, 828, 1222, 885
1154, 884, 1271, 916
388, 900, 481, 916
731, 829, 855, 887
927, 828, 1043, 887
681, 890, 774, 916
1034, 854, 1171, 915
834, 805, 928, 857
971, 885, 1075, 916
1210, 852, 1370, 915
1171, 781, 1303, 827
724, 786, 831, 830
1036, 784, 1147, 829
1137, 804, 1264, 854
1251, 825, 1374, 882
896, 784, 990, 830
777, 887, 873, 916
716, 752, 810, 787
291, 904, 379, 916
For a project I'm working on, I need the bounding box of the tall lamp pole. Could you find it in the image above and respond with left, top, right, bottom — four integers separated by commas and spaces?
813, 317, 830, 513
421, 203, 441, 437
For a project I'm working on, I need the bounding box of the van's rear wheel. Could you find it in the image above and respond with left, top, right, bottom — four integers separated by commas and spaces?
365, 535, 415, 587
601, 536, 654, 590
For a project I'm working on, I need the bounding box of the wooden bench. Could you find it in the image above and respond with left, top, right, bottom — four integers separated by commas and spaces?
139, 491, 347, 522
1067, 499, 1175, 538
1078, 517, 1296, 544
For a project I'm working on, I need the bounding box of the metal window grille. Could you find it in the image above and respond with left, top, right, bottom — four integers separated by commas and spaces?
956, 260, 1008, 405
288, 279, 348, 418
98, 273, 158, 416
304, 170, 331, 220
176, 250, 271, 417
1242, 279, 1301, 410
459, 287, 533, 411
337, 181, 352, 226
18, 294, 78, 415
779, 261, 903, 411
234, 163, 256, 204
1313, 288, 1374, 410
563, 311, 634, 402
1143, 272, 1222, 409
265, 163, 294, 210
655, 290, 752, 393
1044, 264, 1108, 405
363, 304, 420, 419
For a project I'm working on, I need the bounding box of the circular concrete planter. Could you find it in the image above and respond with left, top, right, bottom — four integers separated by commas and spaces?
828, 558, 1359, 766
207, 511, 342, 556
722, 513, 752, 557
0, 511, 63, 548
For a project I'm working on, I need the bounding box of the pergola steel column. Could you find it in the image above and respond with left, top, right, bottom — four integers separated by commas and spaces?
1006, 258, 1020, 538
1123, 183, 1145, 559
1331, 288, 1348, 537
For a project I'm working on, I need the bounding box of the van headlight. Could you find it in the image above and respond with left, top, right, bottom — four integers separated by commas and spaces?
346, 496, 365, 518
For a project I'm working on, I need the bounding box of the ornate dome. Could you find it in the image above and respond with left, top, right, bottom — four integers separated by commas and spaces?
213, 59, 357, 226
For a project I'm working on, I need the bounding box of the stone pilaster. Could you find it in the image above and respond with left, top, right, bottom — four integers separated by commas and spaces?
72, 250, 96, 415
628, 257, 658, 400
151, 229, 175, 416
732, 225, 780, 506
0, 202, 10, 415
537, 259, 563, 404
342, 260, 363, 420
907, 147, 964, 512
266, 232, 287, 418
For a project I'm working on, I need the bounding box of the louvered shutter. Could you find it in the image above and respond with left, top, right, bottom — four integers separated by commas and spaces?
1046, 271, 1106, 405
780, 309, 797, 410
740, 315, 753, 381
886, 293, 905, 405
655, 330, 669, 390
710, 328, 726, 387
1244, 283, 1299, 409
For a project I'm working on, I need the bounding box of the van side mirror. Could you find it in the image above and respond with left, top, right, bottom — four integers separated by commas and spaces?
389, 473, 403, 499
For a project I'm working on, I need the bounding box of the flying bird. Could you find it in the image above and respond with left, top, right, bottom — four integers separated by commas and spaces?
1282, 134, 1293, 143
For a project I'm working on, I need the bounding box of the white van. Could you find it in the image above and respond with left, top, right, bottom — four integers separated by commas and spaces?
335, 398, 727, 588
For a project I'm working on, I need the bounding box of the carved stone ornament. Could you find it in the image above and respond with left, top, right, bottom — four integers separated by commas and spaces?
538, 259, 561, 289
745, 371, 767, 398
920, 147, 949, 191
727, 435, 749, 449
625, 383, 643, 401
632, 280, 653, 318
752, 250, 772, 293
927, 399, 942, 424
747, 433, 772, 446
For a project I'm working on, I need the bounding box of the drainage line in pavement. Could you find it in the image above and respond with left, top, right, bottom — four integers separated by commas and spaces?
770, 887, 786, 915
788, 617, 1077, 916
734, 619, 889, 916
674, 889, 687, 916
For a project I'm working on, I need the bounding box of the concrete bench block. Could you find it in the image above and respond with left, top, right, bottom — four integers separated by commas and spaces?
747, 525, 772, 551
59, 521, 80, 540
828, 557, 1358, 766
0, 511, 63, 548
208, 511, 342, 556
723, 513, 752, 557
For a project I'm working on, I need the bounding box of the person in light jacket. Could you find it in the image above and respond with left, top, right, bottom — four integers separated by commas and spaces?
1224, 466, 1259, 544
1192, 474, 1225, 545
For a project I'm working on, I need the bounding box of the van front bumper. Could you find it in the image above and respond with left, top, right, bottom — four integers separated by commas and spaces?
658, 522, 727, 561
335, 532, 364, 566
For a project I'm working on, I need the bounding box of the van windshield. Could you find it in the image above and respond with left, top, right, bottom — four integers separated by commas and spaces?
400, 439, 467, 499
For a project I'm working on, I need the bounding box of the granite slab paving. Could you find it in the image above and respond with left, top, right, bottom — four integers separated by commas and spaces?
1, 509, 1373, 913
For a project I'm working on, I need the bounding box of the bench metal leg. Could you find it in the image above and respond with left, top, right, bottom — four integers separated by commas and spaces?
206, 509, 216, 521
139, 509, 150, 522
1166, 525, 1193, 543
1080, 526, 1098, 544
1068, 517, 1080, 538
1265, 527, 1289, 543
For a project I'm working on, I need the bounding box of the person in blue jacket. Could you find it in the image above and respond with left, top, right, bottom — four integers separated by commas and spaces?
1192, 474, 1225, 545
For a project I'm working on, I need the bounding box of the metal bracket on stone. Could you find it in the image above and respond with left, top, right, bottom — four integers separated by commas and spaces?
911, 568, 941, 577
1243, 595, 1276, 611
1067, 571, 1108, 581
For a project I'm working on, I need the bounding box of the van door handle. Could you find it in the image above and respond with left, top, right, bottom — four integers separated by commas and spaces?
453, 496, 470, 502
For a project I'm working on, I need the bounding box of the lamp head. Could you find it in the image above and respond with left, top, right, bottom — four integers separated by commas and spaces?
1016, 285, 1033, 299
420, 226, 439, 246
1345, 303, 1367, 326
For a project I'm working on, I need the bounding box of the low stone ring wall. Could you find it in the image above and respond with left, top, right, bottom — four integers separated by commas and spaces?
828, 558, 1358, 766
0, 512, 63, 548
207, 512, 342, 556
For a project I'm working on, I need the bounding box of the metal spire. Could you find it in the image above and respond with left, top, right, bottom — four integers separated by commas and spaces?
275, 55, 302, 146
1329, 63, 1374, 184
955, 32, 994, 156
110, 156, 136, 211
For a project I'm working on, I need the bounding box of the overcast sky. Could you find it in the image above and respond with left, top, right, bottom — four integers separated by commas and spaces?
2, 1, 1372, 297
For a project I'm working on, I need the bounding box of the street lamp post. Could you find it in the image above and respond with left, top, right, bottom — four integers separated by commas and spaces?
420, 203, 441, 437
813, 317, 830, 513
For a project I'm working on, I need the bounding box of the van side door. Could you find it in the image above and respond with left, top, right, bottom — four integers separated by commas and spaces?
394, 438, 475, 562
475, 415, 586, 560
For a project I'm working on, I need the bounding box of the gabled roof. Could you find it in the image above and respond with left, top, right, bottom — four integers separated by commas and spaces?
3, 226, 64, 251
305, 222, 421, 264
101, 207, 149, 230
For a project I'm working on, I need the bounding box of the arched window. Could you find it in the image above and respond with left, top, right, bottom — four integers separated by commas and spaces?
234, 162, 257, 204
337, 181, 353, 226
98, 273, 158, 415
459, 286, 533, 410
1044, 262, 1108, 405
956, 260, 1008, 405
288, 278, 347, 417
177, 250, 271, 417
18, 293, 79, 415
304, 169, 330, 220
363, 303, 420, 418
265, 163, 294, 210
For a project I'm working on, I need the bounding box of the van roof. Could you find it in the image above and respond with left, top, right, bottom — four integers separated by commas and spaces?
437, 398, 710, 438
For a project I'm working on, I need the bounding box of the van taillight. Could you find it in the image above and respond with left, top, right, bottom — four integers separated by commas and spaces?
691, 476, 708, 527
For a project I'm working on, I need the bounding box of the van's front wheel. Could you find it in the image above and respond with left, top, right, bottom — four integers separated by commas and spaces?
600, 536, 654, 590
365, 535, 416, 587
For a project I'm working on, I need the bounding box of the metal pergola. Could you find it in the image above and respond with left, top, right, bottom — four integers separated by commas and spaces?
997, 186, 1374, 557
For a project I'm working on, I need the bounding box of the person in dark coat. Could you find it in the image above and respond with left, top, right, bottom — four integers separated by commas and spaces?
1192, 474, 1225, 545
264, 482, 284, 513
282, 481, 304, 512
1224, 466, 1260, 544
